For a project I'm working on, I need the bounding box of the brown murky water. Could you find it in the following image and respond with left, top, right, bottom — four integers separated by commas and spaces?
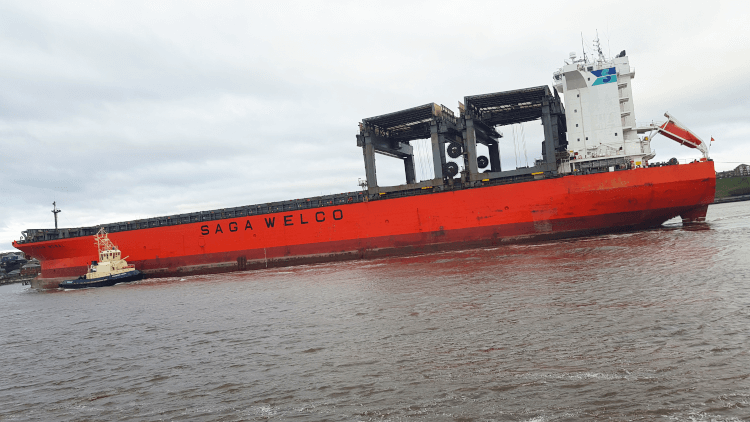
1, 202, 749, 421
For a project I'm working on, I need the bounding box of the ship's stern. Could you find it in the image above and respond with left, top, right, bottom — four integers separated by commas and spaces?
679, 160, 716, 224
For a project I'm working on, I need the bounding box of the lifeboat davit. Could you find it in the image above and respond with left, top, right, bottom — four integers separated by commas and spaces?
656, 112, 709, 158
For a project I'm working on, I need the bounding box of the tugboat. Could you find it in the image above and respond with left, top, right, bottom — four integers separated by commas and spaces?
59, 228, 143, 289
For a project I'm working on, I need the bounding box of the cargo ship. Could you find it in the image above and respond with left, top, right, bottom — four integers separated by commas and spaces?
13, 44, 716, 290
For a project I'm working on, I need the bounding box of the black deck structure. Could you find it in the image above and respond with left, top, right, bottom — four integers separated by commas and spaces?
357, 85, 567, 193
357, 103, 461, 190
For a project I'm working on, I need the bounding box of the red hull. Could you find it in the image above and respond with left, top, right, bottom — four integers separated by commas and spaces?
14, 162, 715, 289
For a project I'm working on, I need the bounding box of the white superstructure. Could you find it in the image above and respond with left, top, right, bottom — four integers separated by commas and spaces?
83, 228, 136, 280
553, 39, 654, 172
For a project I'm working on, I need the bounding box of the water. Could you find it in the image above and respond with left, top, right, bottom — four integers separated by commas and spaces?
1, 202, 749, 421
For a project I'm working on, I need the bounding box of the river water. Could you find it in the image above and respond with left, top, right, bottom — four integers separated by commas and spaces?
1, 202, 749, 421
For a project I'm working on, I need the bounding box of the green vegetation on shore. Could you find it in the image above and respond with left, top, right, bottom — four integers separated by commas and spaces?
716, 176, 750, 199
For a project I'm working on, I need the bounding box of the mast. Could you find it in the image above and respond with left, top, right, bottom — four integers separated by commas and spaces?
51, 202, 61, 230
593, 30, 605, 62
581, 32, 588, 63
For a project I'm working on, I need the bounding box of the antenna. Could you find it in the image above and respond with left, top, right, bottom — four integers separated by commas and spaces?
593, 30, 605, 62
51, 201, 62, 230
581, 32, 588, 63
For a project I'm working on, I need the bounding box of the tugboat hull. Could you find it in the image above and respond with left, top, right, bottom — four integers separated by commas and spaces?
59, 270, 143, 289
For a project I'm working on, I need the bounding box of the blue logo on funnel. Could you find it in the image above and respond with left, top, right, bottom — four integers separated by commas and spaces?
591, 67, 617, 86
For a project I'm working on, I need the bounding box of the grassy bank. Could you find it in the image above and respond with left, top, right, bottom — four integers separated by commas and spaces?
716, 176, 750, 199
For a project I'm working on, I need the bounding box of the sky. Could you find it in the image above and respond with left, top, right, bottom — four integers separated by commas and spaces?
1, 0, 748, 251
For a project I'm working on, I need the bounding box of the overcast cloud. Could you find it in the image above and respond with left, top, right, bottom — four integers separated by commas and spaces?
1, 0, 748, 251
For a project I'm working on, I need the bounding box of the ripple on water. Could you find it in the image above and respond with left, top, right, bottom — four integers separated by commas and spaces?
0, 203, 749, 421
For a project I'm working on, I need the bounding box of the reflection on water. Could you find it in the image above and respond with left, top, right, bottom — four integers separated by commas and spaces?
1, 202, 749, 421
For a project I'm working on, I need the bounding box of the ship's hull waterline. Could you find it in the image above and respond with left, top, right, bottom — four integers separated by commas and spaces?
59, 270, 144, 289
15, 162, 715, 290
